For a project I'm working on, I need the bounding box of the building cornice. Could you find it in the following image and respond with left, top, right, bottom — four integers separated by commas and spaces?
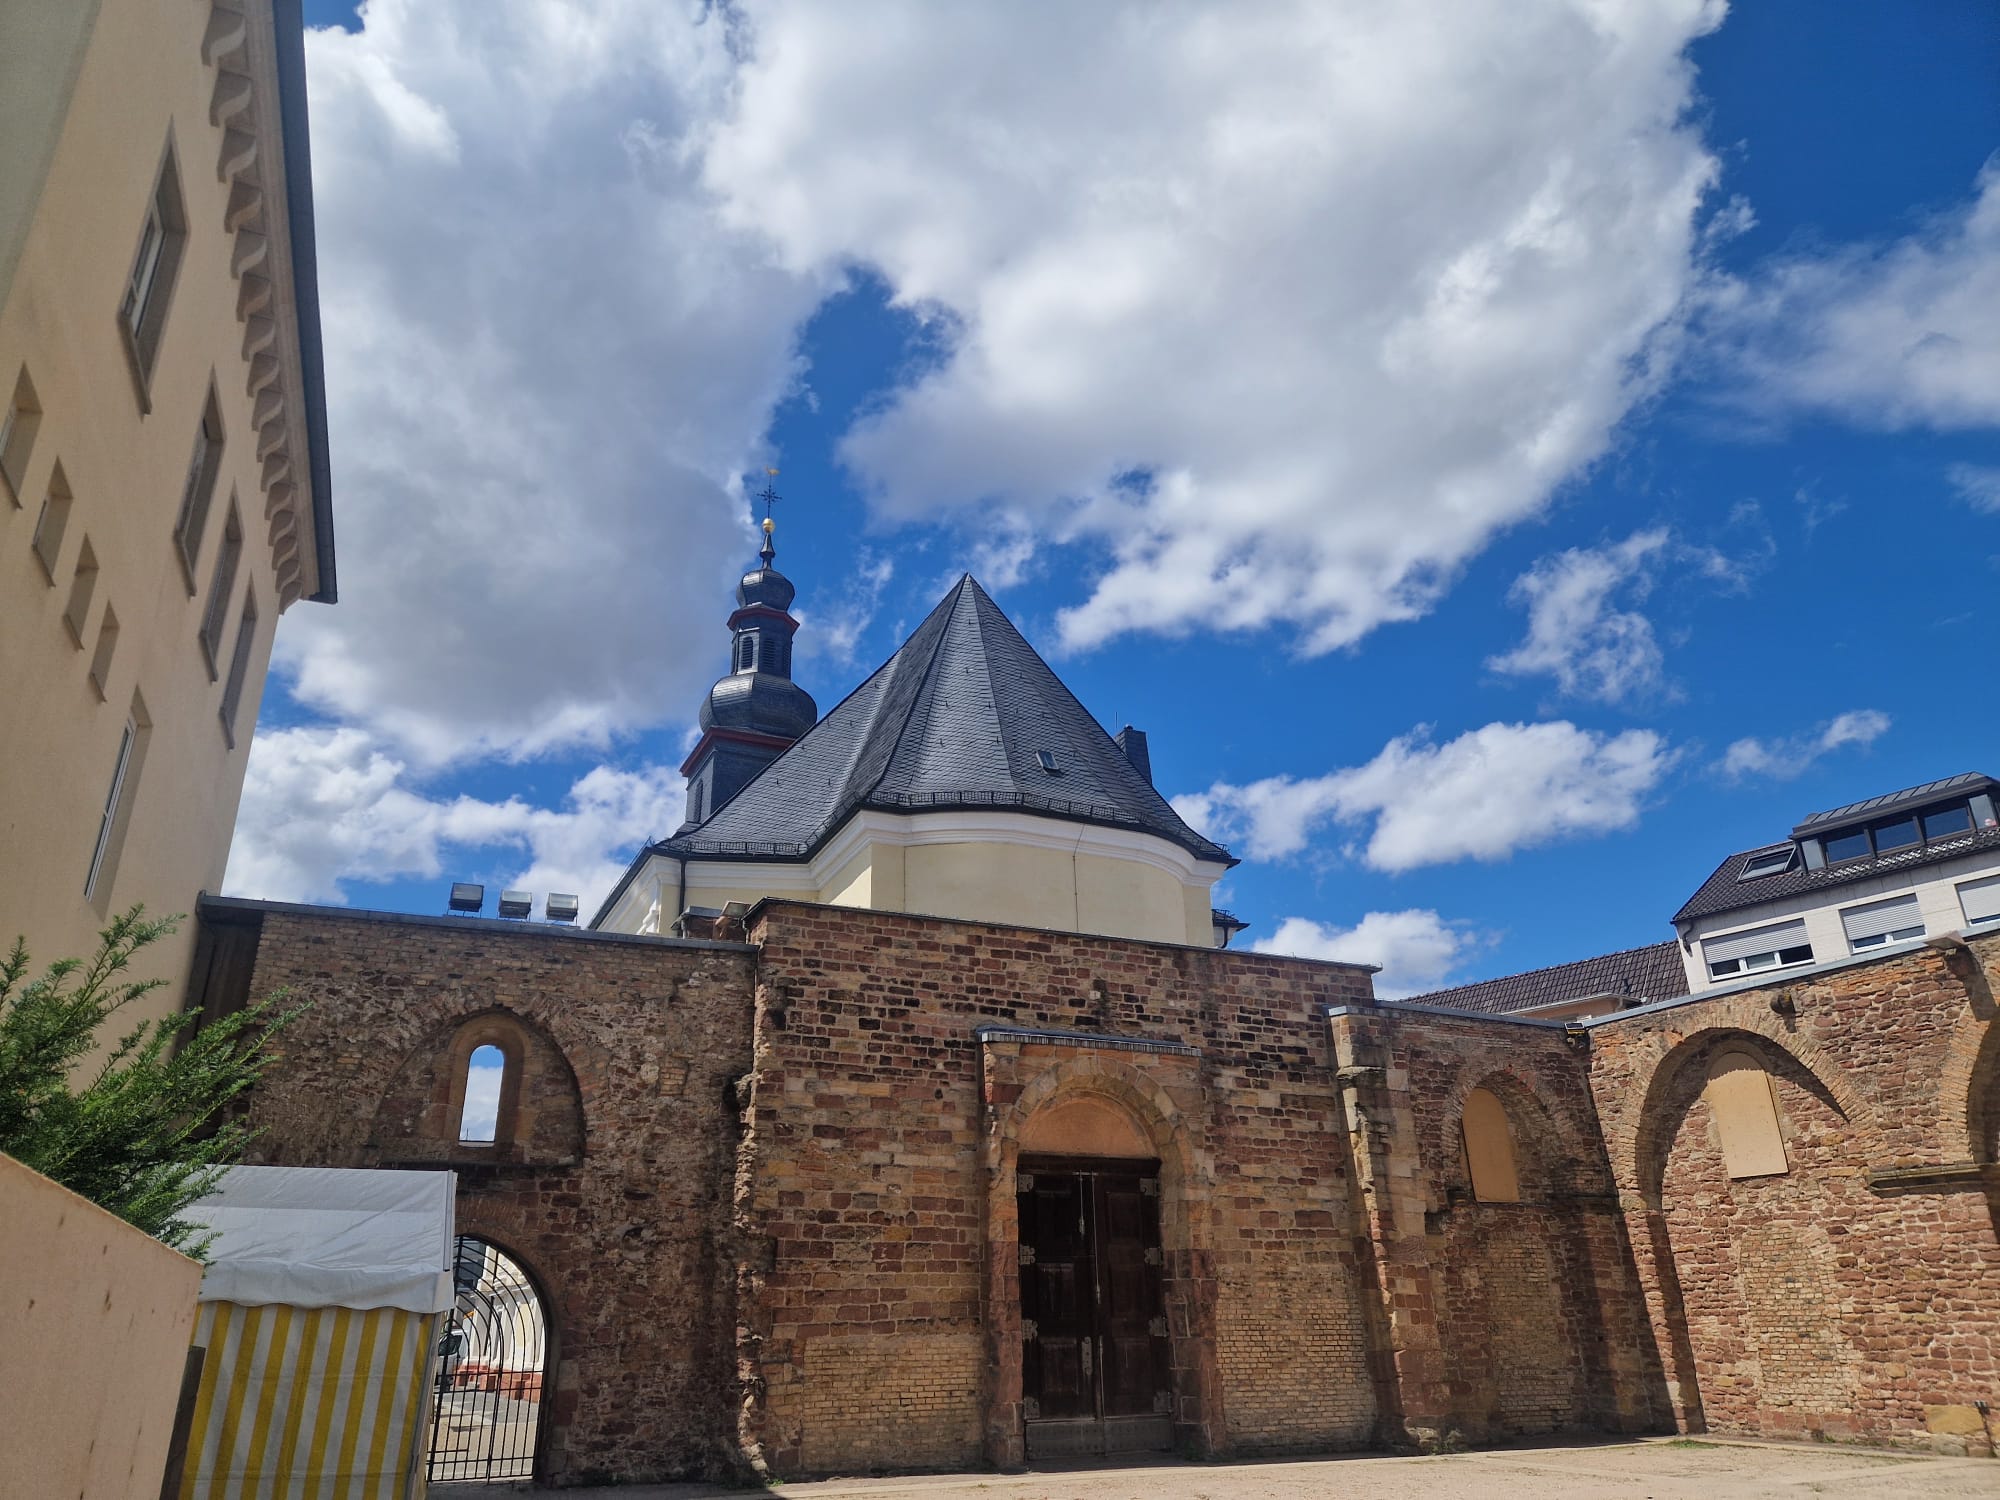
198, 0, 334, 609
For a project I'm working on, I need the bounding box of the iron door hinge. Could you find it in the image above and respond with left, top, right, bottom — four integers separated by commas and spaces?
1148, 1315, 1168, 1338
1154, 1390, 1174, 1414
1018, 1244, 1036, 1267
1022, 1397, 1041, 1421
1144, 1245, 1163, 1267
1021, 1319, 1038, 1341
1017, 1172, 1035, 1192
1139, 1177, 1159, 1197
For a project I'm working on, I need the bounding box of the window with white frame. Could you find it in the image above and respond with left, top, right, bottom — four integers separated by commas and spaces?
1839, 893, 1924, 952
85, 717, 138, 901
119, 142, 188, 397
1957, 875, 2000, 929
173, 391, 223, 585
198, 503, 243, 676
219, 586, 258, 747
1704, 918, 1814, 979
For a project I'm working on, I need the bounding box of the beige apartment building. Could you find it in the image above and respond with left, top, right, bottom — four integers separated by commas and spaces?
0, 0, 333, 1017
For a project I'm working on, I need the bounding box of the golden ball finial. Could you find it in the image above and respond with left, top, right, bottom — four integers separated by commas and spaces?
762, 517, 775, 535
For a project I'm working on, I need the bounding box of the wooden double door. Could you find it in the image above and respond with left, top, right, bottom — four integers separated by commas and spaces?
1017, 1158, 1173, 1458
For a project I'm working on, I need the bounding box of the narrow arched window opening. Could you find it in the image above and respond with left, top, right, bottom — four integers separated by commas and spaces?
1462, 1086, 1522, 1203
460, 1044, 507, 1144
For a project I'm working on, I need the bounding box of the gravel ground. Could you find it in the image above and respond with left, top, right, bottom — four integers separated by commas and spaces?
440, 1436, 2000, 1500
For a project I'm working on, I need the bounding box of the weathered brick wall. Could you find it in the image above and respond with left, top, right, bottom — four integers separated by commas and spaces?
233, 909, 758, 1485
1326, 1004, 1670, 1445
737, 902, 1381, 1475
1586, 931, 2000, 1453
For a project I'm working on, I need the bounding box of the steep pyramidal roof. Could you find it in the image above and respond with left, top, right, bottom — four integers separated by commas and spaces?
658, 574, 1233, 866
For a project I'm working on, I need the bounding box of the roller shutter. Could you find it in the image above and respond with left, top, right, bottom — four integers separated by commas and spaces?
1840, 894, 1923, 943
1958, 875, 2000, 925
1704, 919, 1810, 964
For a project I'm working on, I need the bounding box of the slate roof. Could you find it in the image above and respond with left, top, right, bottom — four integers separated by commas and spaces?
656, 574, 1234, 867
1399, 941, 1688, 1018
1673, 824, 2000, 925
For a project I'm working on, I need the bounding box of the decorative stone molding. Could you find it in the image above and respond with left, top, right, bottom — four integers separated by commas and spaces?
196, 0, 313, 609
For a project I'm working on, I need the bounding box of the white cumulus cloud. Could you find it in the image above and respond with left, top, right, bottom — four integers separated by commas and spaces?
1487, 530, 1671, 702
1253, 909, 1470, 999
224, 726, 684, 912
287, 2, 830, 766
1717, 709, 1892, 782
704, 0, 1729, 657
1701, 161, 2000, 431
1174, 720, 1673, 870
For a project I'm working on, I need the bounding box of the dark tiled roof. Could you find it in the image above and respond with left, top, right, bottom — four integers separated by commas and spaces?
1399, 941, 1688, 1018
1673, 825, 2000, 924
657, 575, 1234, 867
1791, 771, 1994, 837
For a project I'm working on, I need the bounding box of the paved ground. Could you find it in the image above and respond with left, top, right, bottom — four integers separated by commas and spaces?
439, 1436, 2000, 1499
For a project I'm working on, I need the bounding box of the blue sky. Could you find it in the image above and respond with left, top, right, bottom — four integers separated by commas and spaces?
238, 0, 1999, 995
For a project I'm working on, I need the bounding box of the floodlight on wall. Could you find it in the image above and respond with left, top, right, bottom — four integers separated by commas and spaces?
497, 889, 532, 919
448, 882, 484, 914
545, 892, 580, 924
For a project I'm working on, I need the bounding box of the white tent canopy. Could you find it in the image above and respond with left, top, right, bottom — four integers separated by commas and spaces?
187, 1165, 456, 1314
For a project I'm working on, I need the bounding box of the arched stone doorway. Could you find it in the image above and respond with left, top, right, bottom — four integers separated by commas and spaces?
429, 1236, 552, 1483
978, 1031, 1218, 1467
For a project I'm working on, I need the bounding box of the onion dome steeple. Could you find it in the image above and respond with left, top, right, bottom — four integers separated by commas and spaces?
678, 483, 818, 830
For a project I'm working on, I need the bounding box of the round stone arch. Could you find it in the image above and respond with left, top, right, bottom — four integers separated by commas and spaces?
370, 1005, 587, 1167
1442, 1060, 1608, 1202
978, 1050, 1218, 1466
1625, 1023, 1877, 1208
1947, 1012, 2000, 1163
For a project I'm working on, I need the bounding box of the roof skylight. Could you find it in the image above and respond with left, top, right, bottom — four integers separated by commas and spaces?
1737, 847, 1795, 881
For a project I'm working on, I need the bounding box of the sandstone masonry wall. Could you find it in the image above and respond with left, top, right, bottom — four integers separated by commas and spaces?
738, 901, 1383, 1474
1585, 930, 2000, 1453
232, 908, 758, 1485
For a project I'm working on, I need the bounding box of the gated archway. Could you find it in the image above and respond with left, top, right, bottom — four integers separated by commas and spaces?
429, 1236, 549, 1482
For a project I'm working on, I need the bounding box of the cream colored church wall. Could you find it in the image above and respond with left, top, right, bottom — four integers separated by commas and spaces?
0, 0, 306, 1027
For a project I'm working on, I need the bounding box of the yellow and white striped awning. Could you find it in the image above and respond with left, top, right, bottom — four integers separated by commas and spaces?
179, 1301, 436, 1500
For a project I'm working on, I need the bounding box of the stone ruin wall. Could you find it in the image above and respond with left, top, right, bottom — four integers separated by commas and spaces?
1585, 928, 2000, 1453
211, 899, 2000, 1480
230, 909, 758, 1486
735, 901, 1385, 1473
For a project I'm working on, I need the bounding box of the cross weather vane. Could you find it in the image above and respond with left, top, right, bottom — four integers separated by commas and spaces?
755, 468, 782, 524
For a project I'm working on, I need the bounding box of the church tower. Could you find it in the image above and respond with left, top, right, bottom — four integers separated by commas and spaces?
677, 512, 817, 830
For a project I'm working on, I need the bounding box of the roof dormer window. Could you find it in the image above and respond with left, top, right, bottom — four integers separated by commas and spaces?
1737, 847, 1795, 881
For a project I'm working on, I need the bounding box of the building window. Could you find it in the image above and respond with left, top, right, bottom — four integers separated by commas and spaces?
459, 1044, 508, 1144
1, 366, 40, 501
89, 606, 120, 701
1820, 799, 1982, 866
1839, 893, 1924, 953
173, 390, 224, 586
84, 702, 149, 904
219, 587, 258, 747
1704, 917, 1813, 980
1704, 1048, 1789, 1179
119, 140, 188, 399
61, 537, 98, 645
30, 462, 72, 580
1959, 874, 2000, 929
198, 503, 243, 677
1461, 1087, 1522, 1202
1737, 846, 1795, 881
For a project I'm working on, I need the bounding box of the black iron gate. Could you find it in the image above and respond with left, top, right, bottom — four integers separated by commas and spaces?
428, 1236, 547, 1483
